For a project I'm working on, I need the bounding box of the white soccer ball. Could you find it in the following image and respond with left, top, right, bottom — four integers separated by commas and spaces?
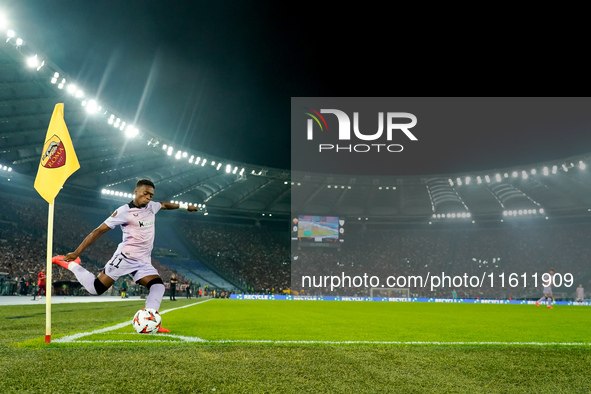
132, 308, 162, 334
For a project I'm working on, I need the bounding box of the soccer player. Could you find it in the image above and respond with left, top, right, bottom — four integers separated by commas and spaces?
536, 268, 555, 309
576, 284, 585, 303
38, 268, 46, 298
53, 178, 198, 332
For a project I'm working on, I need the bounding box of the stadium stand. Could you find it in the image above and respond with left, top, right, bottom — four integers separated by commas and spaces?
2, 183, 591, 300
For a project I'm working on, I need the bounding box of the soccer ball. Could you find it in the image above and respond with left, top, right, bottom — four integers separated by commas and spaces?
132, 308, 162, 334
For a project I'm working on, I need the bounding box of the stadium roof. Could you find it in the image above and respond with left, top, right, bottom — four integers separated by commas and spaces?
3, 18, 591, 224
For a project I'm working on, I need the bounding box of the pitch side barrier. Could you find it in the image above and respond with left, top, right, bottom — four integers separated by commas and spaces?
230, 294, 591, 306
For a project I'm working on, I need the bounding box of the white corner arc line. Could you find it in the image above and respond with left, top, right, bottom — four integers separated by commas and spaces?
53, 299, 213, 343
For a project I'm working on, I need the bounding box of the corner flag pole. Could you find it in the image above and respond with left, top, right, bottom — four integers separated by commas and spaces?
34, 103, 80, 344
45, 200, 54, 343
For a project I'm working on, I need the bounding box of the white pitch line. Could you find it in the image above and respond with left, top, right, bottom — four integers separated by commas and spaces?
53, 299, 212, 343
207, 340, 591, 346
71, 335, 206, 343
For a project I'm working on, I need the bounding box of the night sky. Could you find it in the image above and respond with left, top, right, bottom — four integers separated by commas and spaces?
2, 1, 591, 175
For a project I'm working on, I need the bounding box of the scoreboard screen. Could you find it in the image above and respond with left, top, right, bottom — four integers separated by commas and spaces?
291, 215, 345, 244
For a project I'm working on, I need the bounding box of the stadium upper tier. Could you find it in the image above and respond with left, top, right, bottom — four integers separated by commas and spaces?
3, 38, 591, 223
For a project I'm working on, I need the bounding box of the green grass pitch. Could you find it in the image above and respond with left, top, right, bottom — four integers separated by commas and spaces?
2, 298, 591, 392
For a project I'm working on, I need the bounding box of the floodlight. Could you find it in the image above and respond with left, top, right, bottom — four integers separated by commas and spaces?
26, 55, 39, 68
85, 100, 98, 114
125, 125, 139, 138
15, 38, 22, 46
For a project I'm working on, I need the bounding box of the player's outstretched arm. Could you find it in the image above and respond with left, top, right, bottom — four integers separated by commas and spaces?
64, 223, 111, 261
160, 201, 198, 211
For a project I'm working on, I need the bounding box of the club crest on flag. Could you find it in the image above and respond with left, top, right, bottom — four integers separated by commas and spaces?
41, 135, 67, 169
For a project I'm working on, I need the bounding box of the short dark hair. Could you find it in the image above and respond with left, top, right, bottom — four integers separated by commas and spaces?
136, 178, 155, 189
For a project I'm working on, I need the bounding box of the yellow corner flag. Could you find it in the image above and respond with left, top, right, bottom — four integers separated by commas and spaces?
34, 103, 80, 344
34, 103, 80, 203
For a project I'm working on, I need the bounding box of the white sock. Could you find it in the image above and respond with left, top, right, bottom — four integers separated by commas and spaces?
70, 264, 97, 295
146, 283, 165, 311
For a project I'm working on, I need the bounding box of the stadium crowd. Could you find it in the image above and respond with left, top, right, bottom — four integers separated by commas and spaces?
176, 220, 290, 292
2, 189, 591, 300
